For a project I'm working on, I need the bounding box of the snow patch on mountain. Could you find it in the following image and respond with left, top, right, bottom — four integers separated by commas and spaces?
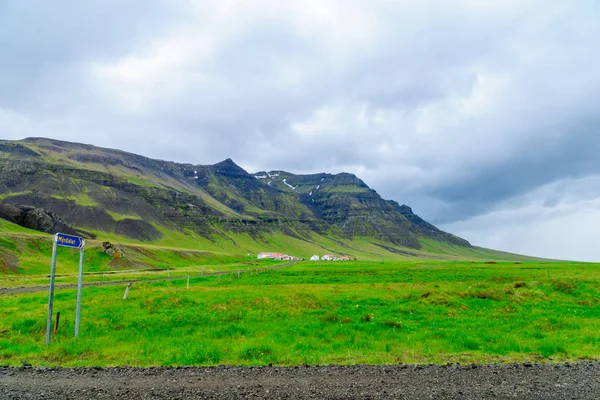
283, 178, 297, 190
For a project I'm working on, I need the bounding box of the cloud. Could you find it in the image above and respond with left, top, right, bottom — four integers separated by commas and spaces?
92, 35, 213, 112
0, 0, 599, 259
442, 176, 600, 261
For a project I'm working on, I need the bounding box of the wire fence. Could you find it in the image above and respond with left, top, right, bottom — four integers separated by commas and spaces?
0, 261, 296, 295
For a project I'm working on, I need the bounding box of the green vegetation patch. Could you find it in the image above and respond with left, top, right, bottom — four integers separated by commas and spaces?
1, 260, 598, 366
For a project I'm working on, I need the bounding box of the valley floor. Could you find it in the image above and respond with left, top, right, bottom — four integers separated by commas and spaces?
1, 260, 599, 367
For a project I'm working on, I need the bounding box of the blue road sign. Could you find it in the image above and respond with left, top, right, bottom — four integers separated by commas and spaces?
55, 233, 84, 249
47, 233, 86, 345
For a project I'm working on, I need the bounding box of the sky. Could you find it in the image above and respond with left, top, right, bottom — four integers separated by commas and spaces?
1, 1, 599, 261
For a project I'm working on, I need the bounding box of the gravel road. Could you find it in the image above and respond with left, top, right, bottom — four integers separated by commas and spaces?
1, 363, 599, 399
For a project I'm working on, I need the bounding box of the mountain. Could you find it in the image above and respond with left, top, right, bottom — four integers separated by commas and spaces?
0, 137, 472, 259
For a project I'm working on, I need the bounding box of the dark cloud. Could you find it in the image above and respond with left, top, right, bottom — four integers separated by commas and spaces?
1, 0, 599, 259
424, 115, 600, 224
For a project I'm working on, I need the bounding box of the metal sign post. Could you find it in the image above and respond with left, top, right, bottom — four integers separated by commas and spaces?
45, 235, 59, 346
46, 233, 85, 346
75, 240, 85, 337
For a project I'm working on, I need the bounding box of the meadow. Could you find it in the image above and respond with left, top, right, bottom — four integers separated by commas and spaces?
1, 260, 599, 366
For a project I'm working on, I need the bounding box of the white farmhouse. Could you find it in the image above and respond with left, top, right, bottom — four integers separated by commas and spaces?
258, 252, 284, 259
321, 254, 336, 261
258, 252, 300, 261
310, 255, 320, 261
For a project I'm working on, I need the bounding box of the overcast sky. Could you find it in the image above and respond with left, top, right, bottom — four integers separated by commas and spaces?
1, 1, 599, 260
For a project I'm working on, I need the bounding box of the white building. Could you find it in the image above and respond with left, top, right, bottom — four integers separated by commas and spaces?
258, 252, 299, 261
310, 255, 320, 261
258, 252, 284, 259
322, 254, 336, 261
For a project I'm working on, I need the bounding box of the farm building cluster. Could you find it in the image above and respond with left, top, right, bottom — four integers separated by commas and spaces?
257, 252, 301, 261
315, 254, 351, 261
257, 252, 351, 261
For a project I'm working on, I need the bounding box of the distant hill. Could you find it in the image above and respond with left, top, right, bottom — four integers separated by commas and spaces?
0, 137, 518, 261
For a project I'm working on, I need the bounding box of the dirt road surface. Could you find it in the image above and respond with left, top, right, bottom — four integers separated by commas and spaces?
1, 363, 599, 399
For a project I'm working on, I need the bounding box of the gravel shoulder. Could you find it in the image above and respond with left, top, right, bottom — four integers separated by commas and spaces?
1, 363, 599, 399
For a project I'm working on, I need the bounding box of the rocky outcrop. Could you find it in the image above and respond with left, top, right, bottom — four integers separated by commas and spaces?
0, 142, 40, 158
0, 204, 88, 237
101, 241, 126, 258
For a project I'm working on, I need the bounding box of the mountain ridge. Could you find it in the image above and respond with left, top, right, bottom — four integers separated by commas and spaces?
0, 137, 471, 258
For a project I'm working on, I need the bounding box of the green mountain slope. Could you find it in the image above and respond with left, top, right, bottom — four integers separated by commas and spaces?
253, 170, 469, 248
0, 137, 536, 264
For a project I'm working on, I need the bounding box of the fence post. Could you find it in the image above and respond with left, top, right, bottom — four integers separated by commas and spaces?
123, 283, 132, 300
187, 276, 190, 289
53, 312, 61, 335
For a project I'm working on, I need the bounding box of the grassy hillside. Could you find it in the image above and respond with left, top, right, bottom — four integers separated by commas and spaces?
0, 191, 550, 283
0, 224, 550, 283
0, 137, 478, 256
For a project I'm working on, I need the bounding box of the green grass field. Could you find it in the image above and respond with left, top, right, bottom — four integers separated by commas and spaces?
1, 260, 599, 366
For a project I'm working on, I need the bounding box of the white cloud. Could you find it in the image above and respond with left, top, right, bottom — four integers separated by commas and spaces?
91, 34, 213, 112
1, 0, 600, 259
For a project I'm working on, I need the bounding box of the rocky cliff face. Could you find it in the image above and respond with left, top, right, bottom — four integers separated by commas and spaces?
0, 137, 470, 249
252, 170, 468, 249
0, 204, 86, 237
